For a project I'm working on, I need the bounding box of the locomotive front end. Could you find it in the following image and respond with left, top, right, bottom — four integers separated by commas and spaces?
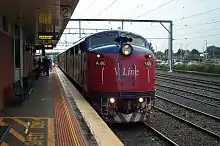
87, 31, 155, 123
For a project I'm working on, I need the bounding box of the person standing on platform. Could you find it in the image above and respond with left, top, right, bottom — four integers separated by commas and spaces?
42, 56, 50, 76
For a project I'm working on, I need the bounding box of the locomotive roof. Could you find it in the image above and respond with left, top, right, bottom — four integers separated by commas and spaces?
86, 30, 146, 40
57, 30, 146, 56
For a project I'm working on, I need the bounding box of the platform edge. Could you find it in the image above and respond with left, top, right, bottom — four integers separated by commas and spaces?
55, 67, 123, 146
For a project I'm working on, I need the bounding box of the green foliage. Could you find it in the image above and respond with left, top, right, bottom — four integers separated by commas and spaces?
148, 42, 154, 53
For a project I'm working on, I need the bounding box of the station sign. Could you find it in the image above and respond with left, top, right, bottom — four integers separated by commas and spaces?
43, 44, 53, 49
38, 32, 59, 40
61, 6, 72, 19
35, 44, 53, 50
60, 5, 72, 24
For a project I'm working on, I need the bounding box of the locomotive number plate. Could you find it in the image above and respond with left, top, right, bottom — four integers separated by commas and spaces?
95, 60, 106, 66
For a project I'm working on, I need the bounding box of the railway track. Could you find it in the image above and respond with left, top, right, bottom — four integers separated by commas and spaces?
155, 95, 220, 136
156, 72, 220, 87
151, 107, 220, 145
156, 76, 220, 95
156, 89, 220, 117
110, 123, 177, 146
156, 83, 220, 108
144, 122, 179, 146
147, 96, 220, 145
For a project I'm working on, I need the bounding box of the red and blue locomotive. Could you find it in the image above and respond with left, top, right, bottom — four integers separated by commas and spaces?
57, 30, 155, 123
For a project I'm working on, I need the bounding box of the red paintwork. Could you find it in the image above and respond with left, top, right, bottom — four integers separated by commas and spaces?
87, 53, 155, 92
0, 32, 14, 110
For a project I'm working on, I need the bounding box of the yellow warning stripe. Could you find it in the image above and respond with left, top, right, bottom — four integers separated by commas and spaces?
1, 142, 9, 146
53, 71, 81, 145
9, 128, 25, 142
62, 98, 80, 146
47, 118, 55, 146
11, 118, 28, 128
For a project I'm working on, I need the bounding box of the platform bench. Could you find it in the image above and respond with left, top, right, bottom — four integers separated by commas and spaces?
22, 76, 34, 99
12, 80, 26, 105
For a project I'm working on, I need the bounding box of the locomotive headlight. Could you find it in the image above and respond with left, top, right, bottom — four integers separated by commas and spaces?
145, 60, 152, 66
139, 97, 144, 103
121, 44, 133, 56
109, 97, 115, 103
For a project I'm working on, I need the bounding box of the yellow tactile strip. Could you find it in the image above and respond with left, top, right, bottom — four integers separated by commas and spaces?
52, 72, 88, 146
0, 117, 55, 146
55, 67, 123, 146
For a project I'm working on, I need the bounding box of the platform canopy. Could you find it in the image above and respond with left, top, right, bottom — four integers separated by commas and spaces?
0, 0, 79, 47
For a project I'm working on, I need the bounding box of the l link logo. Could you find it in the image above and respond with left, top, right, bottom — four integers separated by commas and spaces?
114, 62, 139, 79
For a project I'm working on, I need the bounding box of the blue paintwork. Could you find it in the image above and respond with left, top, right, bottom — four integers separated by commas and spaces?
84, 30, 148, 48
58, 30, 150, 56
87, 44, 153, 54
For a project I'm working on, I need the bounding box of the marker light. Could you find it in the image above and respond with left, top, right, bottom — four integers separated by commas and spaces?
139, 97, 144, 103
145, 60, 152, 66
97, 54, 101, 58
109, 97, 115, 103
121, 44, 133, 56
145, 54, 152, 59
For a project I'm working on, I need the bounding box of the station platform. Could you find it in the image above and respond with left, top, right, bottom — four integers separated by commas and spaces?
0, 67, 123, 146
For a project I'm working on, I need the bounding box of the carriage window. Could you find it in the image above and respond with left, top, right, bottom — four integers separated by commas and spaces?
120, 32, 146, 48
70, 47, 74, 55
89, 32, 117, 48
75, 45, 79, 54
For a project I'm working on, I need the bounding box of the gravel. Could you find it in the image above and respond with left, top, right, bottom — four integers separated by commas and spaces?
156, 83, 220, 107
149, 108, 220, 146
157, 77, 220, 95
156, 70, 220, 82
155, 98, 220, 136
110, 123, 170, 146
156, 90, 220, 118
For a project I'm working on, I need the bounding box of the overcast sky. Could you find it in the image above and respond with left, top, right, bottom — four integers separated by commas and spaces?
51, 0, 220, 53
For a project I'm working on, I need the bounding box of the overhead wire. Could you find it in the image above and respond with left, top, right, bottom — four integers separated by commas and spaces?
135, 0, 176, 19
81, 0, 96, 17
175, 33, 220, 40
96, 0, 121, 17
176, 27, 220, 36
175, 20, 220, 30
174, 7, 220, 23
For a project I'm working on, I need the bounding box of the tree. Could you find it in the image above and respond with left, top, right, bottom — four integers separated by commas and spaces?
174, 49, 185, 60
148, 42, 155, 54
186, 49, 201, 61
191, 49, 200, 55
164, 49, 168, 60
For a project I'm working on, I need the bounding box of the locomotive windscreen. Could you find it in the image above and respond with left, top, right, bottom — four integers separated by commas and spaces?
89, 32, 117, 48
120, 32, 147, 48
